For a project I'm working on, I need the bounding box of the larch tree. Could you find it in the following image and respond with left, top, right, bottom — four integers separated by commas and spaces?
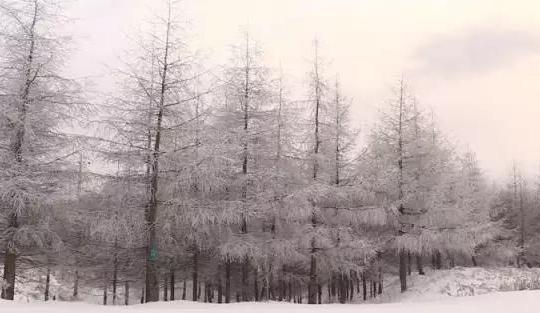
96, 0, 200, 302
0, 0, 82, 300
214, 30, 277, 302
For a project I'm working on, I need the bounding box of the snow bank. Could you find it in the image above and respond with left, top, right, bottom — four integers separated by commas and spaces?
0, 289, 539, 313
379, 266, 540, 302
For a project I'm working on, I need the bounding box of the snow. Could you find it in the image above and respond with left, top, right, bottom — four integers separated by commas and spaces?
378, 266, 540, 303
1, 290, 539, 313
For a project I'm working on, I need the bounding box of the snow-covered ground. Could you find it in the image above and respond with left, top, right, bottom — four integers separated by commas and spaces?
1, 290, 539, 313
378, 266, 540, 303
4, 266, 540, 312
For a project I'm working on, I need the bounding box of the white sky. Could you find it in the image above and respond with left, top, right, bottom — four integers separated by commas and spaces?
66, 0, 540, 181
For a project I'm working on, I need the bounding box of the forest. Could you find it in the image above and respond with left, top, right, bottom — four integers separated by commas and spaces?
1, 0, 538, 307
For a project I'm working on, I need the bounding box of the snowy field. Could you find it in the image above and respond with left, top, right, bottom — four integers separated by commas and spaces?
1, 290, 539, 313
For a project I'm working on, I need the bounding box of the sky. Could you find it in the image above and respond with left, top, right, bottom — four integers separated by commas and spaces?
65, 0, 540, 181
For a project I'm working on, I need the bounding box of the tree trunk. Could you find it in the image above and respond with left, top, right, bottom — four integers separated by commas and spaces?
170, 269, 175, 301
308, 252, 317, 303
339, 274, 346, 304
112, 254, 118, 305
288, 280, 292, 302
448, 252, 455, 268
472, 256, 478, 267
217, 272, 223, 303
103, 280, 108, 305
144, 1, 173, 302
163, 274, 168, 301
399, 249, 407, 292
193, 248, 198, 301
225, 260, 231, 303
378, 268, 383, 295
2, 0, 38, 301
140, 287, 144, 303
253, 268, 259, 301
125, 281, 129, 305
182, 280, 186, 300
241, 257, 248, 301
44, 267, 51, 301
278, 275, 284, 301
2, 213, 18, 300
349, 272, 354, 301
433, 251, 442, 269
417, 254, 425, 275
407, 251, 412, 275
73, 269, 79, 299
362, 273, 367, 301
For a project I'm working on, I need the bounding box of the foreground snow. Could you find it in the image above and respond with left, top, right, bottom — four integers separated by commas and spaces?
1, 290, 540, 313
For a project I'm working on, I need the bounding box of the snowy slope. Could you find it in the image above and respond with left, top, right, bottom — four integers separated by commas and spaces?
378, 266, 540, 303
1, 290, 539, 313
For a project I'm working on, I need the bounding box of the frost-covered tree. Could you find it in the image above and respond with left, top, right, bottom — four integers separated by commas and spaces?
359, 79, 497, 292
0, 0, 82, 300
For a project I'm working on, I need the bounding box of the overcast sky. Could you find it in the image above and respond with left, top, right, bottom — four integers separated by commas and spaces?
66, 0, 540, 181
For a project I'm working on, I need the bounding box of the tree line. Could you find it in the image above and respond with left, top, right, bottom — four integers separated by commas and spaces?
0, 0, 528, 305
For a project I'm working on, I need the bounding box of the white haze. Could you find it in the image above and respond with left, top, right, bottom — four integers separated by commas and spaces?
66, 0, 540, 181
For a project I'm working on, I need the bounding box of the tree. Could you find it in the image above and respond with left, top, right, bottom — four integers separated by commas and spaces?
0, 0, 81, 300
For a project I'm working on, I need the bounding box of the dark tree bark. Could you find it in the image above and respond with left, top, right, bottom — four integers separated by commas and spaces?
339, 274, 346, 304
44, 268, 51, 301
217, 272, 223, 303
241, 256, 248, 301
192, 248, 198, 301
253, 268, 259, 301
163, 274, 168, 301
203, 282, 207, 303
308, 243, 318, 304
407, 251, 412, 275
170, 269, 175, 301
112, 252, 118, 305
140, 287, 144, 303
103, 280, 108, 305
73, 269, 79, 299
362, 273, 367, 301
417, 254, 425, 275
448, 252, 455, 268
278, 275, 284, 301
225, 260, 231, 303
125, 281, 129, 305
145, 2, 174, 302
288, 280, 292, 302
182, 280, 186, 300
433, 251, 442, 269
349, 272, 354, 301
330, 274, 336, 302
396, 79, 408, 293
308, 41, 322, 305
399, 249, 408, 292
208, 282, 213, 303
